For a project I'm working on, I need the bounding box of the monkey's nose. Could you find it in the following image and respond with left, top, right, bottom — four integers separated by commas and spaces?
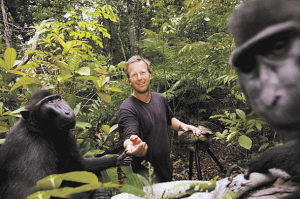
65, 109, 70, 115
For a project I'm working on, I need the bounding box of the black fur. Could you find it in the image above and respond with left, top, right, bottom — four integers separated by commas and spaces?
0, 89, 122, 199
228, 0, 300, 47
227, 0, 300, 198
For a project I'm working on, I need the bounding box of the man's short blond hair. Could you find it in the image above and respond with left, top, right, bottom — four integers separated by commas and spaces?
126, 55, 152, 79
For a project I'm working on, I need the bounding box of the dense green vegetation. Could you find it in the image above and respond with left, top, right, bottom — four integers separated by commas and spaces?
0, 0, 278, 196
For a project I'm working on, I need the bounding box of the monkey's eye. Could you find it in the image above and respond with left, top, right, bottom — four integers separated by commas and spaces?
57, 98, 61, 102
268, 39, 290, 56
48, 100, 54, 104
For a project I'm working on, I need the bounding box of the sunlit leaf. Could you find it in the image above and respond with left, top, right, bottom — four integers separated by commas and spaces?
110, 124, 118, 133
76, 67, 90, 76
0, 139, 5, 144
102, 125, 110, 135
101, 167, 118, 184
94, 68, 108, 74
57, 61, 71, 72
238, 135, 252, 150
76, 121, 92, 129
96, 92, 111, 103
15, 64, 37, 71
57, 75, 72, 82
66, 21, 74, 26
10, 77, 41, 92
26, 191, 51, 199
68, 54, 81, 71
0, 126, 9, 133
76, 76, 99, 81
7, 70, 26, 76
53, 34, 66, 48
226, 130, 238, 142
63, 40, 76, 55
0, 58, 6, 70
4, 48, 17, 70
236, 109, 246, 121
104, 86, 122, 92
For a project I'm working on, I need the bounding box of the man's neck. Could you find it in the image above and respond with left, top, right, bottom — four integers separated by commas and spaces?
132, 91, 151, 103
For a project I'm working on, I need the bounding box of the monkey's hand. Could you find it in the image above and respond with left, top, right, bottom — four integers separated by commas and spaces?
116, 150, 132, 166
226, 163, 251, 180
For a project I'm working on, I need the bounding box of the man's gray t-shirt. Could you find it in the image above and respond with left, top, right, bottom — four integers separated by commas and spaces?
118, 92, 173, 182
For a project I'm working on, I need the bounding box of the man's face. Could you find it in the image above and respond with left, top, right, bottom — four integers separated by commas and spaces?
237, 32, 300, 130
128, 61, 152, 95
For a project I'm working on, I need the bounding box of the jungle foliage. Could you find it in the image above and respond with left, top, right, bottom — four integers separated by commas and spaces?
0, 0, 275, 197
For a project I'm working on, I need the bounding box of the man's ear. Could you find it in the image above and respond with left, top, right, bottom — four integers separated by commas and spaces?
20, 109, 30, 120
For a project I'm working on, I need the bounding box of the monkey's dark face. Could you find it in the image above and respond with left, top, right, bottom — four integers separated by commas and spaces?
237, 31, 300, 130
23, 94, 76, 133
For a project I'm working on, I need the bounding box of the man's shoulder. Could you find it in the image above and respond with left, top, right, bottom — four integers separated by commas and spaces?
120, 96, 135, 108
151, 92, 165, 99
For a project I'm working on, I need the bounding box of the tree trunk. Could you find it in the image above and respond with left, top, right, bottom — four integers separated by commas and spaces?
1, 0, 12, 48
127, 0, 138, 55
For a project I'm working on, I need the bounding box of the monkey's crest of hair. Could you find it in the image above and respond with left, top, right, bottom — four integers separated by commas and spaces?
26, 88, 53, 108
228, 0, 300, 47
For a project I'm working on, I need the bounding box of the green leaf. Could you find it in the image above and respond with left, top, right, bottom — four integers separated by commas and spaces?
0, 58, 6, 70
238, 135, 252, 150
63, 40, 76, 54
75, 76, 99, 81
120, 165, 134, 177
53, 34, 66, 48
258, 143, 269, 152
101, 167, 118, 184
67, 94, 76, 110
226, 130, 238, 142
0, 139, 5, 145
76, 67, 90, 76
27, 191, 51, 199
7, 70, 26, 76
96, 92, 111, 103
4, 48, 17, 70
57, 61, 72, 72
57, 75, 72, 82
94, 68, 108, 74
10, 77, 41, 92
68, 54, 81, 71
101, 125, 110, 135
110, 124, 118, 133
66, 21, 74, 26
33, 174, 63, 190
84, 150, 105, 157
76, 121, 92, 129
15, 64, 37, 71
245, 128, 254, 134
236, 109, 246, 121
0, 126, 9, 133
120, 184, 147, 197
104, 86, 122, 92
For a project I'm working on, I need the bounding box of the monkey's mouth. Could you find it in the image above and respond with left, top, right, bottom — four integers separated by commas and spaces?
59, 120, 76, 130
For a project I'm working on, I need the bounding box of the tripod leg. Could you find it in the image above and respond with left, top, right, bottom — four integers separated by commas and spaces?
195, 143, 202, 180
207, 148, 226, 173
189, 150, 193, 180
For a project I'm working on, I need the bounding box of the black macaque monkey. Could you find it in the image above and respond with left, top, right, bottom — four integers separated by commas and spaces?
225, 0, 300, 198
0, 89, 130, 199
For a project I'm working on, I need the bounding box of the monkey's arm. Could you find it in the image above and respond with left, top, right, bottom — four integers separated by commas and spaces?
226, 142, 300, 180
82, 150, 132, 173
